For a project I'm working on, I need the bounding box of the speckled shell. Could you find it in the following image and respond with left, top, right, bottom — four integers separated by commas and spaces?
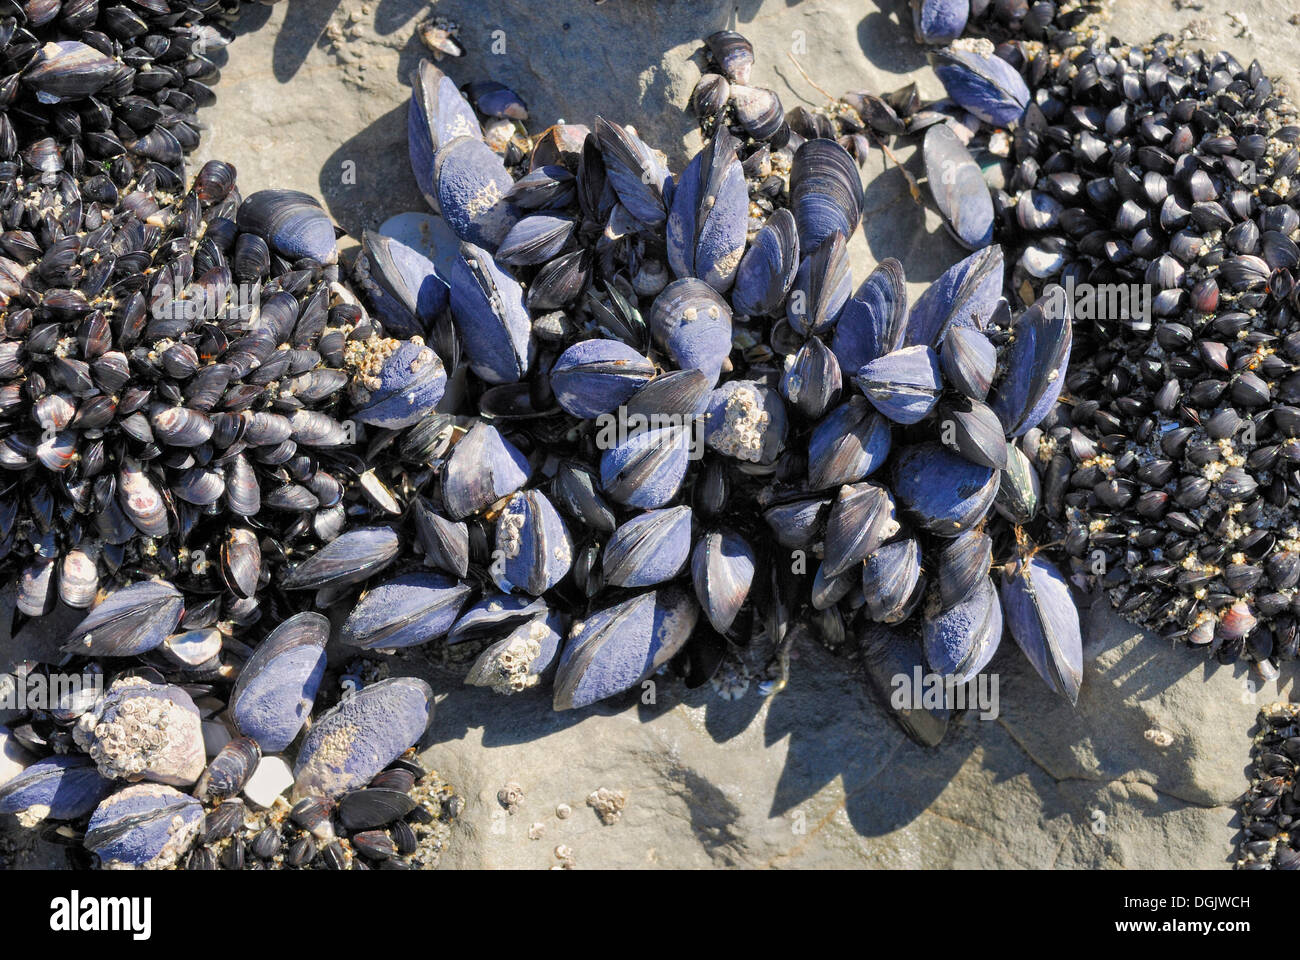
492, 490, 573, 595
892, 441, 999, 536
292, 677, 434, 799
433, 136, 520, 250
666, 127, 748, 292
922, 574, 1003, 683
85, 783, 204, 870
650, 278, 734, 388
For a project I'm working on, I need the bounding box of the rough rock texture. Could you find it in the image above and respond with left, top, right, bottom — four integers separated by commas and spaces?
425, 590, 1271, 869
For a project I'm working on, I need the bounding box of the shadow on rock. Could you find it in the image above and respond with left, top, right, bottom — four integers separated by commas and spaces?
857, 0, 929, 76
268, 0, 342, 83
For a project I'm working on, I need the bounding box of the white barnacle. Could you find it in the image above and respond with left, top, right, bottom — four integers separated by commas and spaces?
708, 384, 770, 463
497, 495, 527, 560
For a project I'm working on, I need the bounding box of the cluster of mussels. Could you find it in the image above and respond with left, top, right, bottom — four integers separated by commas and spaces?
0, 0, 465, 868
905, 12, 1300, 676
1237, 701, 1300, 869
1, 14, 1096, 869
320, 29, 1086, 747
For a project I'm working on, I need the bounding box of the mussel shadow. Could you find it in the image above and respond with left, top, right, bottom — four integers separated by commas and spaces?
761, 637, 975, 836
318, 103, 428, 242
860, 171, 960, 285
856, 3, 929, 76
418, 661, 588, 749
270, 0, 344, 84
372, 0, 427, 39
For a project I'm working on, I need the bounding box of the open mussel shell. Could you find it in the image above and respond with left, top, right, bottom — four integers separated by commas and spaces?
862, 536, 922, 623
923, 123, 993, 251
650, 278, 734, 388
832, 258, 908, 373
549, 338, 655, 419
0, 755, 111, 824
860, 621, 948, 747
922, 574, 1003, 684
553, 587, 699, 710
666, 126, 747, 292
465, 608, 565, 695
237, 189, 338, 265
342, 571, 472, 650
442, 421, 532, 519
1001, 555, 1083, 705
279, 526, 401, 591
602, 505, 693, 589
594, 115, 669, 227
893, 442, 998, 536
731, 207, 799, 317
988, 291, 1071, 437
63, 579, 183, 657
929, 42, 1030, 128
85, 783, 204, 871
293, 677, 434, 799
359, 230, 449, 338
493, 489, 573, 595
230, 612, 329, 753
